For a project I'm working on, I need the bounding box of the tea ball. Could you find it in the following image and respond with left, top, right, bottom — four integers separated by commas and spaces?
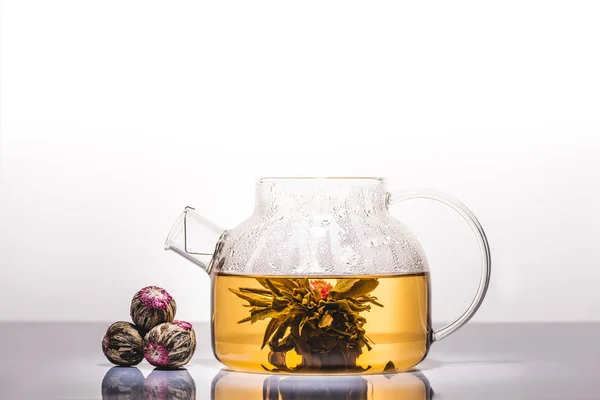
144, 320, 197, 369
143, 368, 197, 400
101, 366, 145, 400
130, 286, 177, 332
102, 321, 144, 366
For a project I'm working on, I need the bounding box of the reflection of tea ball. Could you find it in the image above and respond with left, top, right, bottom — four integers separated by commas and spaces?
130, 286, 177, 332
143, 368, 197, 400
101, 366, 145, 400
144, 321, 196, 369
102, 321, 144, 366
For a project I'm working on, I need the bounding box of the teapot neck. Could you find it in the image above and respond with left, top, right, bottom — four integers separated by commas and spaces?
254, 177, 389, 216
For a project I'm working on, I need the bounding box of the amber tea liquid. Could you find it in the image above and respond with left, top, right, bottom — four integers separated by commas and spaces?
212, 272, 431, 374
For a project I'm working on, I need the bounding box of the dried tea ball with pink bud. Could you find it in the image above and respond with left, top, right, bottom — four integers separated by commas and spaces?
102, 321, 144, 366
130, 286, 177, 332
143, 368, 196, 400
144, 320, 197, 369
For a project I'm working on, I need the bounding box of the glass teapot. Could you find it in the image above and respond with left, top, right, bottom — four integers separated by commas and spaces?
165, 177, 491, 374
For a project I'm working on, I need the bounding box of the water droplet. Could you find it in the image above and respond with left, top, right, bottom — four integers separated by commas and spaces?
321, 219, 330, 226
370, 239, 378, 246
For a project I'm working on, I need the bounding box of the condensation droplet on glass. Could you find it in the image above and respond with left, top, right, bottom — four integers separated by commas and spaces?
370, 239, 378, 246
321, 219, 330, 226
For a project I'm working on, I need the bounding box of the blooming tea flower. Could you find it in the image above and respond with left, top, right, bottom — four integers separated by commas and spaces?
310, 279, 333, 299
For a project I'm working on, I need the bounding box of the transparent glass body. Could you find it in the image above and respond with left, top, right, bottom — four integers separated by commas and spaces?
165, 177, 491, 374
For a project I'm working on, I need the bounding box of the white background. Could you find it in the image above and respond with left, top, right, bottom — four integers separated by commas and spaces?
1, 0, 599, 323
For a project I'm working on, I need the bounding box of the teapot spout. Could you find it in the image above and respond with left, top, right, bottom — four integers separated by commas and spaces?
164, 206, 224, 273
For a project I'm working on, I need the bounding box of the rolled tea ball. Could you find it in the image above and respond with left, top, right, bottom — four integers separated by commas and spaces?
102, 321, 144, 366
101, 366, 145, 400
144, 320, 197, 369
130, 286, 177, 332
143, 368, 196, 400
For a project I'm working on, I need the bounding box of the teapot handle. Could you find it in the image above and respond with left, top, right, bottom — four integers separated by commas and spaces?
387, 189, 491, 342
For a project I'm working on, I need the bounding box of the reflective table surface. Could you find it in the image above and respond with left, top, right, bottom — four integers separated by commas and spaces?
0, 322, 598, 399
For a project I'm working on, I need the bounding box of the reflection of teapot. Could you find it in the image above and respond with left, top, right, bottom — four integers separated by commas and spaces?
211, 369, 434, 400
166, 177, 491, 374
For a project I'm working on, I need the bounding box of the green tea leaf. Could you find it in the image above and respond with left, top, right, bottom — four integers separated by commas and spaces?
346, 299, 372, 312
318, 313, 333, 328
355, 295, 383, 307
330, 279, 361, 294
255, 278, 283, 296
263, 279, 283, 297
274, 279, 300, 290
272, 298, 290, 309
330, 279, 379, 300
299, 316, 310, 336
229, 288, 272, 307
296, 278, 310, 288
365, 297, 384, 307
238, 308, 285, 324
258, 278, 298, 291
330, 327, 355, 338
328, 299, 367, 315
271, 331, 295, 352
262, 318, 280, 349
278, 288, 296, 300
238, 287, 273, 296
271, 319, 291, 344
330, 300, 351, 313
